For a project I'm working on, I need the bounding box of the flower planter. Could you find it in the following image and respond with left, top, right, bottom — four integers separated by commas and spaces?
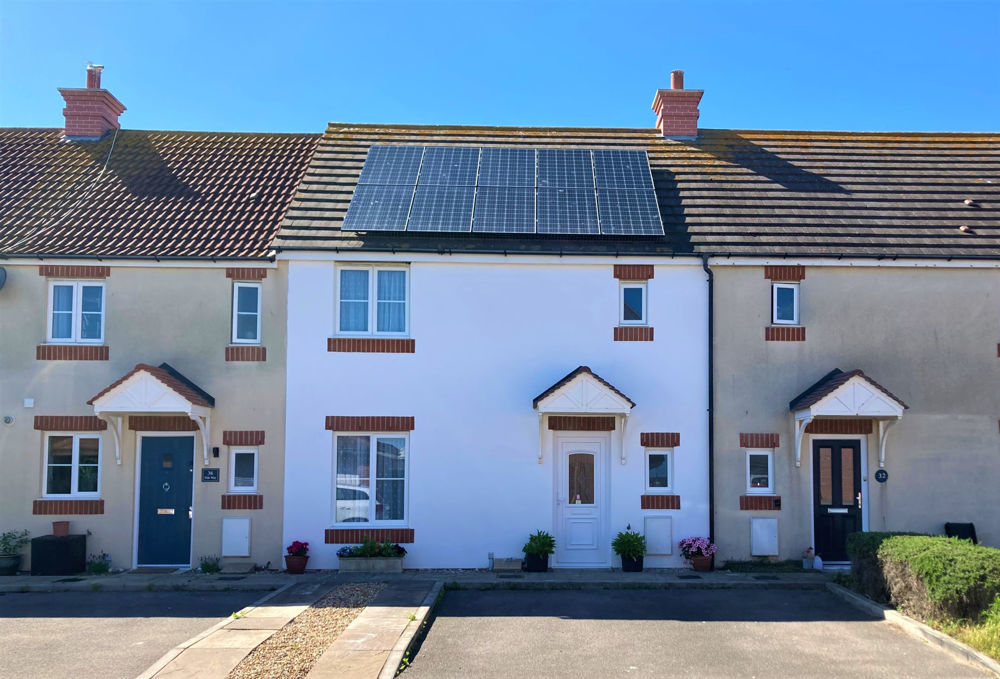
621, 555, 644, 572
52, 521, 70, 537
284, 554, 309, 574
690, 555, 713, 572
524, 553, 549, 573
338, 556, 403, 573
0, 554, 20, 576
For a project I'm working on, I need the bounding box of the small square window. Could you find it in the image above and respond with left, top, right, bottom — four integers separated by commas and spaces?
746, 450, 774, 494
772, 283, 799, 325
232, 282, 262, 344
645, 448, 672, 492
620, 282, 647, 325
47, 281, 105, 343
229, 448, 258, 493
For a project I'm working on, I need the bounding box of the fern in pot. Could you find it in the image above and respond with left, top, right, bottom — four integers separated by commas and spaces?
0, 530, 30, 576
612, 525, 646, 572
522, 530, 555, 572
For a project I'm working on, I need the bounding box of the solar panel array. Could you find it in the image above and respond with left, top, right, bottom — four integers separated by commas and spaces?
343, 145, 663, 235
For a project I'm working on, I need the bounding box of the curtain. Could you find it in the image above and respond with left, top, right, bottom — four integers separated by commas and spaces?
339, 270, 369, 332
376, 270, 406, 332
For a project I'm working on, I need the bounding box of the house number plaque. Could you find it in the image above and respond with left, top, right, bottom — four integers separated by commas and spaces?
201, 468, 220, 482
874, 469, 888, 483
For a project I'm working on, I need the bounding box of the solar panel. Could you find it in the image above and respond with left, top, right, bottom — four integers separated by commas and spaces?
597, 189, 663, 235
407, 186, 475, 232
536, 188, 599, 234
357, 145, 424, 186
341, 184, 415, 231
593, 149, 654, 190
537, 149, 594, 189
418, 147, 480, 186
478, 148, 536, 187
473, 187, 536, 233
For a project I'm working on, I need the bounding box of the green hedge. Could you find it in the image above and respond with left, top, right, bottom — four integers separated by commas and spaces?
847, 532, 1000, 622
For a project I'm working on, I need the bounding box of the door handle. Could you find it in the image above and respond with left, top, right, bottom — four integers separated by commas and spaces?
188, 507, 193, 519
856, 492, 862, 510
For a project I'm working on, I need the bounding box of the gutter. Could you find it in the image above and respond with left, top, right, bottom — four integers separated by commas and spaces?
701, 254, 715, 543
0, 253, 276, 262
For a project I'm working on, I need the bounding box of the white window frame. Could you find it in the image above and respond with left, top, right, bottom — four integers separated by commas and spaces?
231, 282, 262, 344
644, 447, 673, 493
335, 265, 410, 337
332, 432, 409, 526
46, 281, 105, 343
771, 282, 799, 325
43, 433, 102, 498
228, 448, 259, 493
619, 281, 648, 326
746, 449, 774, 495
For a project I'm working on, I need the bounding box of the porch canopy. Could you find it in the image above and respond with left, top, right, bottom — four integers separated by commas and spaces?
789, 369, 907, 468
532, 366, 635, 465
88, 363, 215, 465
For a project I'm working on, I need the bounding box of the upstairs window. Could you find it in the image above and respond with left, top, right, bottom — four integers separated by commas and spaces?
619, 281, 647, 325
44, 434, 101, 497
771, 283, 799, 325
48, 281, 105, 343
337, 266, 408, 335
746, 450, 774, 495
232, 282, 262, 344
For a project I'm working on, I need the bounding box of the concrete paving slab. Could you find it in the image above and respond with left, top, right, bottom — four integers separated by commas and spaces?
191, 628, 275, 649
335, 627, 410, 652
152, 647, 251, 679
243, 603, 309, 618
310, 649, 391, 679
225, 616, 290, 630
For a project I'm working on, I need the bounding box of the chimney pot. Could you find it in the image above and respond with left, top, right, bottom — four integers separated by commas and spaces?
671, 70, 684, 90
86, 63, 104, 89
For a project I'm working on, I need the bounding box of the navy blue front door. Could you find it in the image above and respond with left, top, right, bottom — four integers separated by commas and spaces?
138, 436, 194, 565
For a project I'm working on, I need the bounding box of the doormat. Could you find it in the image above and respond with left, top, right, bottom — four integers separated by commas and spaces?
497, 574, 524, 579
54, 577, 84, 582
216, 576, 246, 581
677, 574, 702, 580
131, 568, 178, 574
753, 575, 780, 581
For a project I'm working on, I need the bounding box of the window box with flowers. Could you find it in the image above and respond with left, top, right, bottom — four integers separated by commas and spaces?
336, 539, 407, 573
285, 540, 310, 574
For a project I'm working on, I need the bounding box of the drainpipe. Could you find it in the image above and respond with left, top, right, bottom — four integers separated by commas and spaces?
701, 255, 715, 543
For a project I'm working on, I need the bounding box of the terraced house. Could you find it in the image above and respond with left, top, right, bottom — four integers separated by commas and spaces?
0, 65, 318, 571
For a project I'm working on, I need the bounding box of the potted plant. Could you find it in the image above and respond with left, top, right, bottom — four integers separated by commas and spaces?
802, 547, 815, 570
522, 530, 555, 572
0, 530, 30, 576
679, 537, 717, 572
284, 540, 310, 574
337, 539, 406, 573
612, 526, 646, 572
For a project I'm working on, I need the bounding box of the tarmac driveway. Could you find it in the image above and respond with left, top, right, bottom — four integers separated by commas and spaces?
0, 590, 261, 679
403, 588, 987, 679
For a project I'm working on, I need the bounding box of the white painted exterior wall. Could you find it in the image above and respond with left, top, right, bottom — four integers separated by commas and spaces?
283, 255, 709, 568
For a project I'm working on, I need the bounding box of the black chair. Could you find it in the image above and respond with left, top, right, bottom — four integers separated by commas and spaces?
944, 522, 978, 544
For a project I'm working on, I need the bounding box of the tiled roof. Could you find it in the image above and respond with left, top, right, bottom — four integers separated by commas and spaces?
533, 365, 637, 409
0, 128, 319, 259
789, 368, 908, 411
88, 362, 214, 408
275, 123, 1000, 258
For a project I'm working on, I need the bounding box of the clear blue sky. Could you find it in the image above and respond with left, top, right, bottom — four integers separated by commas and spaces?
1, 0, 997, 133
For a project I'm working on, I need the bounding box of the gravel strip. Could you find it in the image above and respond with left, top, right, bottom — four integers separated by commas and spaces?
228, 582, 385, 679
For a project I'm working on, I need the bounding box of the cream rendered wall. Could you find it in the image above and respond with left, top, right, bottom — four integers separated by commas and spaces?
712, 264, 1000, 561
0, 261, 287, 570
284, 256, 710, 569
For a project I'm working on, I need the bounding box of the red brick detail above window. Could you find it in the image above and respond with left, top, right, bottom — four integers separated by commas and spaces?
613, 264, 654, 280
641, 494, 681, 510
129, 416, 198, 432
640, 432, 680, 447
34, 416, 107, 431
325, 528, 414, 544
548, 416, 617, 431
36, 344, 109, 361
223, 430, 266, 446
221, 494, 264, 510
740, 495, 782, 511
39, 265, 110, 279
325, 416, 415, 432
226, 345, 267, 362
740, 433, 779, 448
614, 326, 654, 342
765, 326, 806, 342
33, 499, 104, 515
805, 419, 873, 435
327, 338, 415, 353
225, 267, 268, 280
764, 265, 805, 281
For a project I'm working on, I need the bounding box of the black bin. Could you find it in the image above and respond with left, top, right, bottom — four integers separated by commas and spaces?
30, 535, 86, 575
944, 522, 978, 544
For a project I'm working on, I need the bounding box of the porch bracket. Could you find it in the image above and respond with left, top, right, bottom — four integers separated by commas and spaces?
97, 414, 124, 465
537, 413, 545, 464
794, 416, 813, 468
619, 413, 629, 465
189, 413, 211, 465
877, 419, 897, 468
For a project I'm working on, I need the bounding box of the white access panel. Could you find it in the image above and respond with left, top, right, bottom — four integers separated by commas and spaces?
644, 516, 672, 555
750, 517, 779, 556
222, 517, 251, 557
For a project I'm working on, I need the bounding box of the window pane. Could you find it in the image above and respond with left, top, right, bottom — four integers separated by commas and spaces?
80, 312, 102, 339
81, 285, 103, 313
749, 454, 770, 489
775, 286, 796, 321
841, 448, 855, 505
340, 270, 369, 301
47, 436, 73, 465
376, 301, 405, 333
567, 453, 595, 504
377, 270, 406, 302
623, 287, 643, 321
47, 466, 72, 494
648, 453, 669, 488
237, 286, 259, 313
234, 452, 255, 488
78, 465, 99, 493
819, 447, 832, 505
78, 438, 100, 465
339, 301, 369, 332
51, 312, 73, 339
52, 285, 74, 312
376, 438, 406, 478
376, 480, 405, 520
336, 436, 370, 523
236, 313, 258, 340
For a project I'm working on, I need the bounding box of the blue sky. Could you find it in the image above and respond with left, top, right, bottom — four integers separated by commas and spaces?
1, 0, 997, 133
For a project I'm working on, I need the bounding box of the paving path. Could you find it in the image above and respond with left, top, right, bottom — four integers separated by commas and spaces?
402, 588, 989, 679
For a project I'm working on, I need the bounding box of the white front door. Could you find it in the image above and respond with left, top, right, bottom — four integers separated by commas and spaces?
554, 434, 609, 567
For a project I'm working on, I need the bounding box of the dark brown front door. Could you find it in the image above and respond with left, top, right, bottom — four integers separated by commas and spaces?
812, 439, 862, 561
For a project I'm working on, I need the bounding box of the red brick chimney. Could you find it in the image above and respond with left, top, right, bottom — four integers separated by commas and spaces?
651, 70, 703, 138
58, 64, 126, 139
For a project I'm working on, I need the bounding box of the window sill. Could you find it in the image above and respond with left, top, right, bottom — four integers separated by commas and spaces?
613, 326, 654, 342
327, 337, 415, 353
36, 344, 109, 361
33, 498, 105, 514
225, 345, 267, 361
765, 326, 805, 342
739, 495, 781, 510
325, 527, 414, 543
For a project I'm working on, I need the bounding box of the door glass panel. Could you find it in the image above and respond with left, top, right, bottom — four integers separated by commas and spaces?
841, 447, 855, 505
818, 447, 832, 505
567, 453, 595, 504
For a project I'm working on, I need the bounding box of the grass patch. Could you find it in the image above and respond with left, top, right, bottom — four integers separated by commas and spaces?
723, 559, 806, 573
929, 595, 1000, 662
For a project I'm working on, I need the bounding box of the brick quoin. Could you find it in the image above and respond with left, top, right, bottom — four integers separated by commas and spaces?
222, 430, 266, 446
805, 420, 873, 435
765, 326, 806, 342
33, 499, 104, 515
739, 495, 782, 511
613, 264, 654, 280
641, 494, 681, 510
225, 346, 267, 361
36, 345, 109, 361
221, 494, 264, 510
38, 265, 110, 278
34, 416, 107, 431
225, 268, 268, 280
764, 265, 806, 281
614, 326, 654, 342
129, 416, 198, 432
548, 416, 616, 431
325, 528, 414, 544
325, 416, 415, 432
640, 432, 680, 447
327, 338, 415, 353
740, 433, 779, 448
